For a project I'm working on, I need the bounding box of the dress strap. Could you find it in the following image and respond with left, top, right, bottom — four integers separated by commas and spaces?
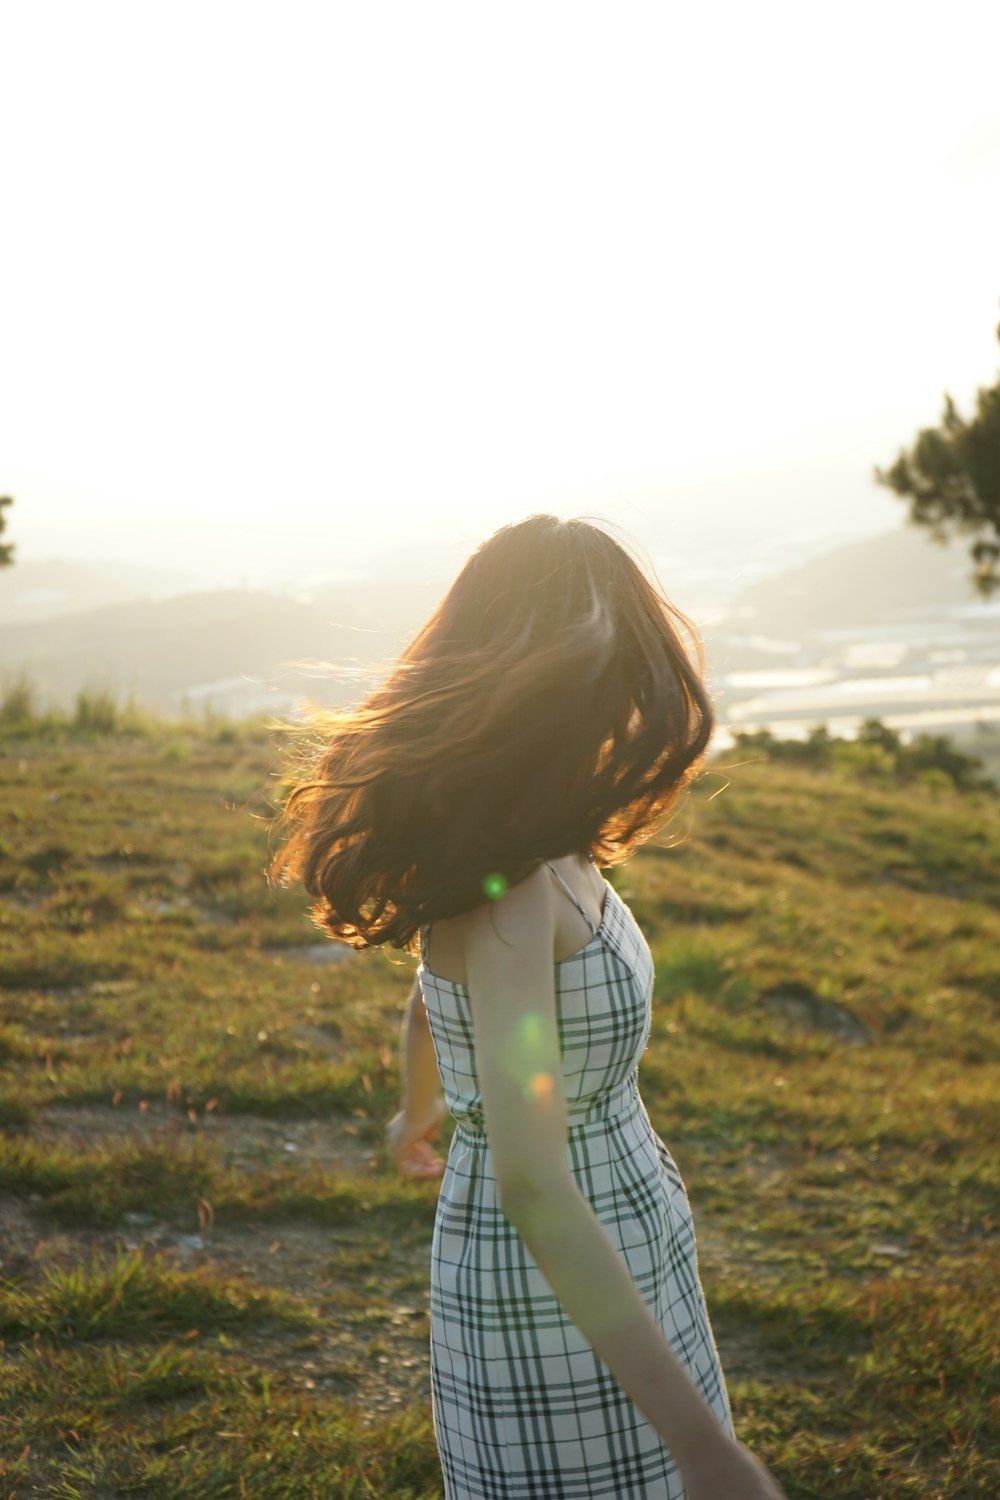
544, 862, 598, 938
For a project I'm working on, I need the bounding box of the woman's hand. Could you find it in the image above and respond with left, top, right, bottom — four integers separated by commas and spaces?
680, 1434, 788, 1500
386, 1097, 446, 1180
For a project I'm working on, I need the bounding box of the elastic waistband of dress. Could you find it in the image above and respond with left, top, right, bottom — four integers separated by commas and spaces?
453, 1072, 640, 1145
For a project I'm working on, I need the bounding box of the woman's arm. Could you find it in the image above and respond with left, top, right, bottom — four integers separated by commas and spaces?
386, 975, 446, 1179
459, 866, 786, 1499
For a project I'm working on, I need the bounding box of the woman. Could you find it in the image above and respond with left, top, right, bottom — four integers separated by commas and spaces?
270, 515, 786, 1499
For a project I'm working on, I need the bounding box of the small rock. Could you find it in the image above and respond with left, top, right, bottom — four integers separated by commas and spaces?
760, 983, 871, 1046
289, 1024, 342, 1054
871, 1243, 909, 1259
159, 1233, 206, 1253
264, 944, 354, 965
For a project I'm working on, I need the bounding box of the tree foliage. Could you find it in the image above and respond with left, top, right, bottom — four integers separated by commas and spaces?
875, 308, 1000, 596
732, 718, 996, 795
0, 496, 13, 568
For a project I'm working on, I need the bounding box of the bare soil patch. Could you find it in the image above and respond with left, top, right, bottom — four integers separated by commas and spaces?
34, 1099, 381, 1177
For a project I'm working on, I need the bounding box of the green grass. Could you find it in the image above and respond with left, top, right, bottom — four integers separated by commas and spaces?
0, 728, 998, 1496
0, 1132, 439, 1233
0, 1248, 314, 1341
0, 1343, 441, 1498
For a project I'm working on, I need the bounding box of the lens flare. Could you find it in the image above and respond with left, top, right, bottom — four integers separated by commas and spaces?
483, 872, 508, 899
524, 1072, 555, 1104
518, 1014, 544, 1049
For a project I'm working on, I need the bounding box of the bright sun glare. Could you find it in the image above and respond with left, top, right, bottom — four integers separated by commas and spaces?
2, 1, 999, 577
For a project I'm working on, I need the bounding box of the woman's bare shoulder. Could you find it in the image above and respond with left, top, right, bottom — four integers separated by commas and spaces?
442, 863, 555, 961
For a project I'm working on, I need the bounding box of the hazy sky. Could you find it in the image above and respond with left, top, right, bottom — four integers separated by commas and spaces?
3, 1, 1000, 586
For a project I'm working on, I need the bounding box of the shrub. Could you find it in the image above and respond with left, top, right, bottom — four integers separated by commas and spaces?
918, 767, 955, 798
832, 741, 896, 782
74, 688, 121, 734
0, 674, 37, 726
732, 718, 996, 797
899, 733, 994, 792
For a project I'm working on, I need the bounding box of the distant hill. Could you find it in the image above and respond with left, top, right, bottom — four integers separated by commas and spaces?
0, 580, 444, 715
0, 558, 210, 625
723, 526, 981, 636
0, 559, 144, 625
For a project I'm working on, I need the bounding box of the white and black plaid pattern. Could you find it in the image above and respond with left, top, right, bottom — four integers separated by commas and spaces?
417, 865, 733, 1499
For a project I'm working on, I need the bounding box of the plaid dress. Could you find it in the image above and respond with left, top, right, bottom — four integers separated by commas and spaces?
417, 860, 733, 1500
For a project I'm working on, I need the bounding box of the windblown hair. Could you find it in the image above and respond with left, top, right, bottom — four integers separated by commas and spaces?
268, 515, 714, 955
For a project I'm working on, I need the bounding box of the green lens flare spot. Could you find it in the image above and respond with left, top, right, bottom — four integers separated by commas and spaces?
483, 872, 508, 899
518, 1014, 545, 1051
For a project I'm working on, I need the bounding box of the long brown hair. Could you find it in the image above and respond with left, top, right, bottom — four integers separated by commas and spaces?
267, 515, 714, 954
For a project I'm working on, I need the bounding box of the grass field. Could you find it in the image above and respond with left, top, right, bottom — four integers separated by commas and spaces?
0, 716, 998, 1498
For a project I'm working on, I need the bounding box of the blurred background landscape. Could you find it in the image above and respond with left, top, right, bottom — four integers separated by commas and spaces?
4, 500, 999, 776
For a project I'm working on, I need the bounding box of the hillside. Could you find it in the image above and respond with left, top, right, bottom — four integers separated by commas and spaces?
725, 524, 982, 635
0, 579, 442, 715
0, 728, 997, 1496
0, 557, 196, 624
